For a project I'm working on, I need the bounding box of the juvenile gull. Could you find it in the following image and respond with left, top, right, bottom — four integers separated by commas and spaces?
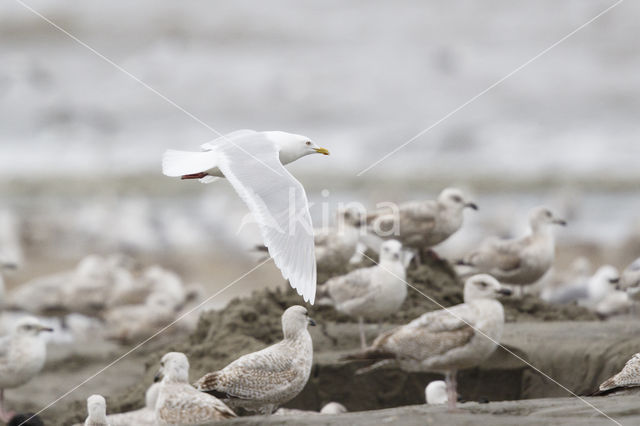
104, 292, 177, 343
458, 206, 566, 290
343, 274, 510, 410
318, 240, 407, 348
163, 130, 330, 304
154, 352, 236, 425
0, 317, 53, 421
84, 395, 110, 426
598, 353, 640, 394
194, 305, 315, 414
425, 380, 448, 405
367, 188, 477, 260
314, 207, 365, 272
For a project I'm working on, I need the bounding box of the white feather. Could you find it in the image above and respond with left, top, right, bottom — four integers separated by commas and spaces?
200, 129, 257, 151
162, 149, 218, 177
214, 135, 316, 303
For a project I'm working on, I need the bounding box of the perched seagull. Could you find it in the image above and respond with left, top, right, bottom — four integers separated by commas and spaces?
457, 206, 566, 291
620, 258, 640, 300
580, 265, 621, 310
598, 353, 640, 395
318, 240, 407, 348
194, 305, 315, 414
0, 317, 53, 422
84, 395, 110, 426
163, 130, 330, 304
314, 207, 365, 272
343, 274, 510, 410
366, 188, 477, 261
154, 352, 236, 425
425, 380, 448, 405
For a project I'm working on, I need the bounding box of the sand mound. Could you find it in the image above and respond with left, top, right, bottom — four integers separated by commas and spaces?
55, 257, 598, 425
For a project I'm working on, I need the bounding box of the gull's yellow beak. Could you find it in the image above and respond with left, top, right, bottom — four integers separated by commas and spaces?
314, 147, 330, 155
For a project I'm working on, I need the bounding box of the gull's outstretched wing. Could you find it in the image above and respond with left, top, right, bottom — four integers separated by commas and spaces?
216, 135, 317, 303
201, 129, 257, 151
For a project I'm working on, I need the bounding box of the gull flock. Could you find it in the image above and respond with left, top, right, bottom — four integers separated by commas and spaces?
0, 129, 639, 425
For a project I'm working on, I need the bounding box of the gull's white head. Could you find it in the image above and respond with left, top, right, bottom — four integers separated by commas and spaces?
529, 207, 566, 232
464, 274, 512, 302
282, 305, 315, 339
14, 316, 54, 337
588, 265, 620, 300
438, 188, 478, 212
379, 239, 403, 263
320, 402, 347, 414
86, 394, 107, 422
266, 131, 330, 163
425, 380, 448, 405
155, 352, 190, 384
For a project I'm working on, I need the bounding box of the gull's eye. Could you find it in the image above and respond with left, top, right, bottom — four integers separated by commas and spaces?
306, 141, 311, 146
545, 211, 552, 217
479, 281, 488, 288
451, 195, 462, 203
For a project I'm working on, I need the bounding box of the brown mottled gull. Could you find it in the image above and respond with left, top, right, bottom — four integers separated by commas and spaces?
599, 353, 640, 394
318, 240, 407, 348
154, 352, 236, 425
194, 305, 315, 414
84, 394, 110, 426
458, 206, 565, 290
343, 274, 510, 410
367, 188, 477, 258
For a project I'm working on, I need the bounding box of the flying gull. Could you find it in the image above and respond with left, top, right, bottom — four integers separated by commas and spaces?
163, 130, 330, 304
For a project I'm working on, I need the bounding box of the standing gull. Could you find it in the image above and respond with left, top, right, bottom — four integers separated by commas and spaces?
0, 317, 53, 421
366, 188, 477, 261
343, 274, 510, 410
318, 240, 407, 348
154, 352, 236, 425
194, 305, 315, 414
598, 353, 640, 394
83, 395, 110, 426
163, 130, 330, 304
458, 206, 566, 291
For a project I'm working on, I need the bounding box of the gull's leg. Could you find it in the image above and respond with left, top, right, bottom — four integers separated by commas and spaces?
181, 172, 208, 180
0, 388, 15, 422
358, 316, 367, 349
444, 371, 457, 411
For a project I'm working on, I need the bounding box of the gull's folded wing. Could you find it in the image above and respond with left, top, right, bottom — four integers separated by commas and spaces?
215, 135, 317, 303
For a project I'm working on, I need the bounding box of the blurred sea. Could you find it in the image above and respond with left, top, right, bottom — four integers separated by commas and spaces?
1, 1, 639, 271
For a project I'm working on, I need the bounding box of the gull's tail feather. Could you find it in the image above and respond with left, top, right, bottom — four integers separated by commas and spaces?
162, 149, 217, 177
